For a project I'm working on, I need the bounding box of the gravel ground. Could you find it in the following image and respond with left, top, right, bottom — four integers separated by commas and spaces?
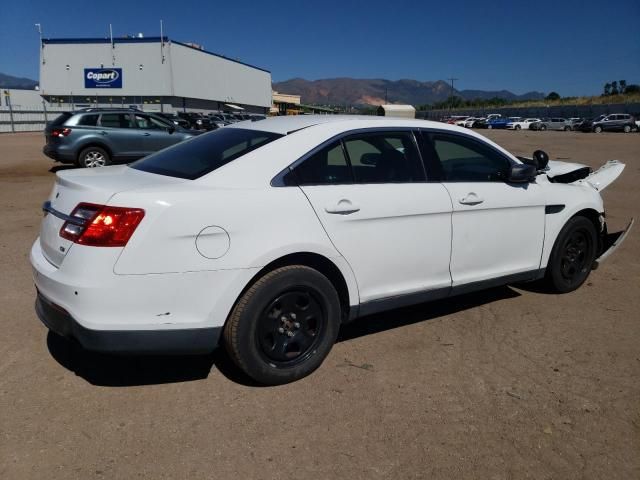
0, 129, 638, 479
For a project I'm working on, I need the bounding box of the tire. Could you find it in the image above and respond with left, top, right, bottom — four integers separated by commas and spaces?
223, 265, 341, 385
515, 125, 521, 130
77, 146, 111, 168
544, 216, 598, 293
540, 124, 547, 131
623, 125, 631, 133
594, 125, 602, 133
487, 125, 493, 129
564, 126, 570, 131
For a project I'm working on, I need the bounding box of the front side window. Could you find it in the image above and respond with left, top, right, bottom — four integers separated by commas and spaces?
343, 132, 425, 183
430, 133, 510, 182
99, 113, 133, 129
294, 142, 352, 185
134, 114, 169, 129
131, 128, 283, 179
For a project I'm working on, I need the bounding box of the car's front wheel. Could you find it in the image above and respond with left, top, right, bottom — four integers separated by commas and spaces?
540, 125, 547, 131
594, 125, 603, 133
623, 125, 631, 133
77, 146, 111, 168
545, 216, 598, 293
515, 125, 521, 130
223, 265, 341, 385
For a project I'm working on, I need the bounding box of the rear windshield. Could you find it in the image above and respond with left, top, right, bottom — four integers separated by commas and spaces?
130, 128, 283, 179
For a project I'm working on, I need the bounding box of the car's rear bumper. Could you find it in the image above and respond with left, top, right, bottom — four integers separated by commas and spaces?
35, 291, 221, 354
43, 144, 75, 163
30, 238, 257, 355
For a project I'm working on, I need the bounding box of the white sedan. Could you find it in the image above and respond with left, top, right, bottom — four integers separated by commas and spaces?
31, 116, 632, 385
507, 118, 541, 130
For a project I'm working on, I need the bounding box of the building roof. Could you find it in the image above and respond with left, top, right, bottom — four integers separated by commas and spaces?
377, 104, 416, 112
41, 37, 270, 73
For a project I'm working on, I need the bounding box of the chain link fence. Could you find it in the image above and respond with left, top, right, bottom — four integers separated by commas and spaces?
0, 105, 70, 133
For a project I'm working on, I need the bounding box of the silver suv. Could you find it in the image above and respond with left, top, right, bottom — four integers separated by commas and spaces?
43, 108, 199, 168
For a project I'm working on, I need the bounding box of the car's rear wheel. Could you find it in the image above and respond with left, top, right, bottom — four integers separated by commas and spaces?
594, 125, 603, 133
223, 265, 341, 385
545, 216, 597, 293
77, 146, 111, 168
623, 125, 631, 133
564, 126, 570, 131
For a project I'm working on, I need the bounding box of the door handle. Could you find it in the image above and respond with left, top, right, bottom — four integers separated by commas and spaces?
459, 193, 484, 205
325, 199, 360, 215
99, 131, 107, 136
142, 132, 151, 136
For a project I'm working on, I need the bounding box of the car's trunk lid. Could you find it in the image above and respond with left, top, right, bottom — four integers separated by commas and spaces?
40, 165, 184, 267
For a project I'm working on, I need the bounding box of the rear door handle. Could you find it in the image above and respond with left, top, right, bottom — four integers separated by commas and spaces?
99, 131, 108, 136
459, 193, 484, 205
325, 199, 360, 215
142, 132, 151, 136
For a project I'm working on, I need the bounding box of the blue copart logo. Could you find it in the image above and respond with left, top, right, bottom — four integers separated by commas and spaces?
84, 68, 123, 88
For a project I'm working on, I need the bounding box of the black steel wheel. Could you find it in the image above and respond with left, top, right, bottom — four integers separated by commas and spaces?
545, 216, 597, 293
223, 265, 341, 385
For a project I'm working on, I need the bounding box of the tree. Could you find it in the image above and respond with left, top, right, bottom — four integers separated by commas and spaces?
545, 91, 561, 101
624, 84, 640, 94
619, 80, 627, 94
611, 81, 619, 95
603, 83, 611, 96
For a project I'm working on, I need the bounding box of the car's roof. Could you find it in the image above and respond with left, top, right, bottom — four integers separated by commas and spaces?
226, 114, 465, 135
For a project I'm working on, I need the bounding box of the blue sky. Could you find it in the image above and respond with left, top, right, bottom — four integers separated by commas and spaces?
1, 0, 639, 96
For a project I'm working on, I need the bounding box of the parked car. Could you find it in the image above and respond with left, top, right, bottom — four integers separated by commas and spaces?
578, 114, 637, 133
32, 116, 632, 385
454, 117, 470, 127
464, 117, 483, 128
567, 118, 584, 131
43, 108, 198, 168
156, 112, 190, 129
530, 118, 571, 131
487, 117, 521, 129
472, 118, 489, 129
506, 118, 540, 130
207, 114, 228, 128
177, 112, 214, 130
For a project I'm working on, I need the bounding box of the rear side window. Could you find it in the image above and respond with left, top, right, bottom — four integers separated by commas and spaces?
131, 128, 283, 180
343, 132, 425, 183
49, 113, 72, 126
100, 114, 133, 128
77, 114, 99, 126
294, 142, 352, 185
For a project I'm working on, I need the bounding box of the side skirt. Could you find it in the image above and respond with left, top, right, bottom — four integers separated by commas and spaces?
353, 269, 545, 320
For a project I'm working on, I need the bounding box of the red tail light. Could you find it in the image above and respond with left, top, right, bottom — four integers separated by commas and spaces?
51, 128, 72, 137
60, 203, 145, 247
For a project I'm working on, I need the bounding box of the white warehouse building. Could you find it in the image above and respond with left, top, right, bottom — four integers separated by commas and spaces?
39, 37, 272, 113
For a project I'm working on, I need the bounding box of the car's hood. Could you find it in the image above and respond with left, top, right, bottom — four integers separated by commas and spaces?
546, 160, 625, 191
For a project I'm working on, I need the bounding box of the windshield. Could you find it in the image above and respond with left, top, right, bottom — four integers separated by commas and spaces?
131, 128, 283, 180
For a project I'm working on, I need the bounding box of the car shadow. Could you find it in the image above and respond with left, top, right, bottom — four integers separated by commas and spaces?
46, 286, 521, 387
338, 285, 520, 343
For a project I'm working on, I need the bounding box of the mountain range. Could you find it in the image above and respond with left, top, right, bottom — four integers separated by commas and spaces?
0, 73, 38, 90
0, 71, 545, 106
273, 78, 545, 106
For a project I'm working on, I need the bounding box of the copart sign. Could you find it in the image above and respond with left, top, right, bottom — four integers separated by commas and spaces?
84, 68, 123, 88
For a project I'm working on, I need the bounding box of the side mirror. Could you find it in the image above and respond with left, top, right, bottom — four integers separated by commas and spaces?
507, 163, 537, 183
532, 149, 549, 170
167, 125, 176, 134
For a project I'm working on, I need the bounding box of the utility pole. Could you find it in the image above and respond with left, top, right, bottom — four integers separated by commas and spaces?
447, 77, 458, 110
385, 87, 388, 104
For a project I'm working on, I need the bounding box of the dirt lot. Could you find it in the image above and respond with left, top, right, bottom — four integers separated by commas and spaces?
0, 129, 638, 479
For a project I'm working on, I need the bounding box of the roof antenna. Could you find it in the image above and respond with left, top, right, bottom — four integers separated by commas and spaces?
109, 24, 115, 65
